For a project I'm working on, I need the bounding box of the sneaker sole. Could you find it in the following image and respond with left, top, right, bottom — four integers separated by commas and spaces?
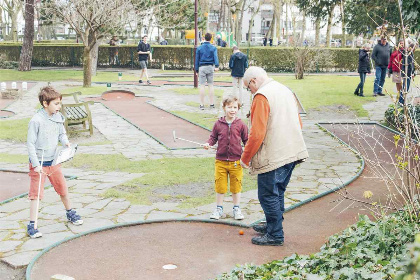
251, 240, 284, 246
69, 220, 84, 225
30, 232, 43, 239
234, 216, 244, 220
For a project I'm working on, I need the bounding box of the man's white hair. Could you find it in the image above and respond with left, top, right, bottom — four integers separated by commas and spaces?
243, 66, 268, 85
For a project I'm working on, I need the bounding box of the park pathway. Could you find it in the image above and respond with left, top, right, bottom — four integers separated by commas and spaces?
0, 72, 394, 272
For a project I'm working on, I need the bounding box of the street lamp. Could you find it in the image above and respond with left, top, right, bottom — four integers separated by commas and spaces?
193, 0, 198, 88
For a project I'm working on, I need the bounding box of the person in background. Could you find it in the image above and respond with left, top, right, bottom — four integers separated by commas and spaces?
229, 46, 249, 105
195, 32, 219, 110
354, 43, 371, 97
388, 40, 404, 95
371, 36, 390, 96
137, 35, 153, 85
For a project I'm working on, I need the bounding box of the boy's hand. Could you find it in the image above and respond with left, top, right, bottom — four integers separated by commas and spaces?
203, 143, 210, 150
240, 159, 249, 169
34, 166, 42, 173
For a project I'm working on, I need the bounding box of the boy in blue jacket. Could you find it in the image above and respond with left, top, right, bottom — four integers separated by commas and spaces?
229, 46, 249, 104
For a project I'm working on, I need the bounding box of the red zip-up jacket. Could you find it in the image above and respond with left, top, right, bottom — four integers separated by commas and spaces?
389, 49, 402, 72
208, 117, 248, 161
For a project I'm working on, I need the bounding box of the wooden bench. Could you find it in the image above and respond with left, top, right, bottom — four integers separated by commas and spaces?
60, 92, 94, 135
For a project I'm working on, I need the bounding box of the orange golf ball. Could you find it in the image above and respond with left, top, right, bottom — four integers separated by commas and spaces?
239, 230, 244, 235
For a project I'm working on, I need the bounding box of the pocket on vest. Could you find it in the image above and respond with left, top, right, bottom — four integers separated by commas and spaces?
252, 143, 269, 169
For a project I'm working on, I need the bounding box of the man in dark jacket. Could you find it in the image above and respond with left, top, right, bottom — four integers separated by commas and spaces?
229, 46, 249, 104
137, 35, 153, 85
371, 37, 390, 96
195, 32, 219, 110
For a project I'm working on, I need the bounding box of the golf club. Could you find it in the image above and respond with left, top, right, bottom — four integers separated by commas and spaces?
34, 149, 44, 230
172, 130, 216, 149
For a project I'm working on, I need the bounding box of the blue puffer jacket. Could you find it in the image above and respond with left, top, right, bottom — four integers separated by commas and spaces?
229, 51, 248, 78
195, 42, 219, 71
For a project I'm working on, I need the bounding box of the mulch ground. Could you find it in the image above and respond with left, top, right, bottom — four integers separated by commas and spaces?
29, 123, 401, 280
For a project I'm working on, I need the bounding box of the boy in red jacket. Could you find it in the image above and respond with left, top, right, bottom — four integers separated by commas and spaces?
204, 95, 248, 220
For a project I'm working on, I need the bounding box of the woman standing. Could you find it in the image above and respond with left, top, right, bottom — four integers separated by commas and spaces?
388, 40, 403, 94
354, 43, 371, 97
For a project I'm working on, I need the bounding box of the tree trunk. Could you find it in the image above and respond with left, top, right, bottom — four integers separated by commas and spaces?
237, 0, 246, 43
315, 17, 320, 47
83, 47, 92, 87
11, 11, 18, 41
285, 2, 289, 46
300, 10, 306, 46
325, 5, 334, 47
277, 1, 283, 41
340, 0, 346, 48
90, 40, 100, 76
19, 0, 34, 71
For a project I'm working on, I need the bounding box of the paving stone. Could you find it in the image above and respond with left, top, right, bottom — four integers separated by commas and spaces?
41, 205, 65, 215
19, 231, 74, 251
1, 250, 40, 268
116, 214, 146, 223
0, 221, 20, 230
0, 231, 10, 241
0, 241, 23, 252
146, 211, 188, 220
2, 209, 28, 221
150, 202, 180, 211
38, 223, 68, 234
9, 233, 26, 240
94, 183, 117, 190
72, 195, 99, 204
68, 218, 115, 234
0, 199, 29, 213
124, 205, 155, 214
103, 200, 131, 210
76, 208, 99, 217
84, 198, 112, 210
89, 209, 123, 218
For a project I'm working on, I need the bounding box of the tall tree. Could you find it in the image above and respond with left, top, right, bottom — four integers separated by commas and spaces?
19, 0, 35, 71
45, 0, 133, 87
0, 0, 23, 41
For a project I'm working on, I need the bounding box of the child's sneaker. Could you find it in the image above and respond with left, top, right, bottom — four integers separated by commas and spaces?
147, 80, 152, 85
233, 207, 244, 220
139, 80, 143, 84
66, 209, 83, 225
210, 207, 224, 220
199, 105, 204, 110
27, 223, 42, 239
209, 104, 215, 109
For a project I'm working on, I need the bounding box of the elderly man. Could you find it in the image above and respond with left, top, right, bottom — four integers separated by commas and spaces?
240, 67, 308, 246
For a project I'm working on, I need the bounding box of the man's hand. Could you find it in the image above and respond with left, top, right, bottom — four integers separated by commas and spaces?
34, 166, 42, 173
215, 67, 219, 71
240, 159, 249, 169
203, 143, 210, 150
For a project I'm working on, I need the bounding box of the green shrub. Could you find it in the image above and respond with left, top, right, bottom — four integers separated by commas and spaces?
0, 43, 418, 72
0, 60, 18, 69
217, 214, 417, 280
384, 104, 420, 135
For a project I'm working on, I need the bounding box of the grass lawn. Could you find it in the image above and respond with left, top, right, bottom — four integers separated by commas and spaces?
273, 75, 396, 117
0, 153, 28, 164
0, 118, 30, 142
65, 154, 257, 208
0, 69, 138, 82
61, 85, 109, 95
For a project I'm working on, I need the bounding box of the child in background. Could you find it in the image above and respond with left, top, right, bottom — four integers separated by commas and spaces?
204, 95, 248, 220
27, 86, 83, 238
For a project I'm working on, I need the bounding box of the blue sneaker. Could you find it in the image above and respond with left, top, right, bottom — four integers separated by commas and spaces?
66, 209, 83, 225
27, 223, 42, 239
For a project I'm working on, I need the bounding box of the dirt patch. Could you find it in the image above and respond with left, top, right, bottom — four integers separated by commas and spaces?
306, 105, 357, 120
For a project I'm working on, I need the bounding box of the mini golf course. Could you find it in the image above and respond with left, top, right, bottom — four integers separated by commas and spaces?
27, 122, 404, 280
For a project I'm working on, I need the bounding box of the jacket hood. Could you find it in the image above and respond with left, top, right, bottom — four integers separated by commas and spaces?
218, 116, 241, 124
233, 52, 245, 60
38, 108, 65, 123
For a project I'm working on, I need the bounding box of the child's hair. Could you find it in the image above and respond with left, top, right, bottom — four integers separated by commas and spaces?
38, 86, 62, 107
222, 95, 241, 109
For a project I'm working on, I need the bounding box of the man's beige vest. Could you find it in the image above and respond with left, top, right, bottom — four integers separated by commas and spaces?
250, 79, 309, 175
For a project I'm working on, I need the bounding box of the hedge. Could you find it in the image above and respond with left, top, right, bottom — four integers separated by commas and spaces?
1, 43, 419, 72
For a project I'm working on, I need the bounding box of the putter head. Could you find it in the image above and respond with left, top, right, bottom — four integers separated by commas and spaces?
172, 130, 176, 142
